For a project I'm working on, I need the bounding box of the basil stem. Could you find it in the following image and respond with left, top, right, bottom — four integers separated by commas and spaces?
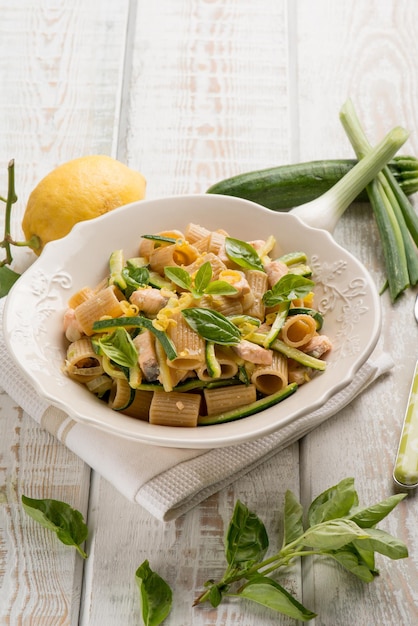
194, 478, 408, 621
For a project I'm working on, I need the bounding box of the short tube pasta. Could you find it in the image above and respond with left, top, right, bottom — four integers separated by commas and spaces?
149, 390, 201, 427
166, 311, 206, 370
74, 285, 125, 336
197, 346, 239, 381
203, 384, 257, 416
280, 314, 317, 347
251, 353, 288, 395
63, 220, 332, 428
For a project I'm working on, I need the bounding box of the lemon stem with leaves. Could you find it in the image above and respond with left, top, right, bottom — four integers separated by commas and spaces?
0, 159, 40, 296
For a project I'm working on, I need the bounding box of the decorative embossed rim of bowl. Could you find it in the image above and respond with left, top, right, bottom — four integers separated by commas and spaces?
3, 194, 381, 448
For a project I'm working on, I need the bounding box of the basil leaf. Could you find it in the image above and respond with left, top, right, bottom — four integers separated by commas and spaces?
225, 237, 264, 272
141, 234, 177, 244
124, 264, 150, 286
135, 560, 172, 626
328, 549, 376, 582
0, 264, 21, 297
301, 519, 369, 551
263, 274, 315, 307
282, 490, 304, 547
349, 542, 377, 572
347, 493, 407, 528
225, 500, 269, 569
353, 527, 408, 560
94, 328, 138, 368
308, 477, 358, 527
204, 280, 238, 296
164, 266, 192, 291
237, 576, 316, 621
92, 316, 177, 361
194, 261, 212, 294
182, 307, 241, 345
21, 495, 88, 558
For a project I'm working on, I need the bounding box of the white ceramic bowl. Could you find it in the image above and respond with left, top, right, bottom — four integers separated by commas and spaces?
3, 194, 381, 448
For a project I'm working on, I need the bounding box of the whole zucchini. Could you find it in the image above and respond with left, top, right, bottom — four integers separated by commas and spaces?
206, 156, 418, 211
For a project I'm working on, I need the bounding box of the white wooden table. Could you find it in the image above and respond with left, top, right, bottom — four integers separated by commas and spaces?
1, 1, 418, 624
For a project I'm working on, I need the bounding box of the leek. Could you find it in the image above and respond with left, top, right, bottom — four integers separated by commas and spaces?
290, 125, 408, 232
340, 99, 418, 301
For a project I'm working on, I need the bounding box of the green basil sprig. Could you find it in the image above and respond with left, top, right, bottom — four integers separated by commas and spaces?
164, 261, 237, 298
136, 560, 172, 626
225, 237, 265, 271
21, 495, 88, 558
182, 307, 241, 345
194, 478, 408, 620
263, 274, 314, 307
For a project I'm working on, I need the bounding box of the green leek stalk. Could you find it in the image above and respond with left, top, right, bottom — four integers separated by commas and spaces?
290, 125, 408, 233
340, 99, 418, 301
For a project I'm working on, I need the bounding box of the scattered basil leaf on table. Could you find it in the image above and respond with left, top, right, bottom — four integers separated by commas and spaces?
21, 495, 88, 558
194, 478, 408, 621
135, 560, 172, 626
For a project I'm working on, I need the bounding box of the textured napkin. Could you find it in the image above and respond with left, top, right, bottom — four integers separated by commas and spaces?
0, 296, 393, 521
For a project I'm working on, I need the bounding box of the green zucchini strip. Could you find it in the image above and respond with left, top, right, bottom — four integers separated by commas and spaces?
197, 383, 298, 425
251, 332, 327, 371
92, 316, 177, 361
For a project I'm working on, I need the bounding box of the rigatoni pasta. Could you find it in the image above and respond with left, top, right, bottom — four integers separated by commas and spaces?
63, 221, 332, 427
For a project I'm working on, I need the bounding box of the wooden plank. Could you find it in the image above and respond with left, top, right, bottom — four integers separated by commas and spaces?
124, 0, 293, 197
80, 1, 303, 623
0, 1, 129, 623
296, 1, 418, 623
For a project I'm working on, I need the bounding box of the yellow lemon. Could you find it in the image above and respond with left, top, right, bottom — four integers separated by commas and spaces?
22, 155, 146, 254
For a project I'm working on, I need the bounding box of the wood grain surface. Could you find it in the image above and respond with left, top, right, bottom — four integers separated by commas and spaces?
1, 1, 418, 624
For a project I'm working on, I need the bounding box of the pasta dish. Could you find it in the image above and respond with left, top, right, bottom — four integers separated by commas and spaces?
63, 223, 332, 427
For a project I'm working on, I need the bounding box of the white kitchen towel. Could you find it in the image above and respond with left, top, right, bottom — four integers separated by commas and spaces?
0, 296, 393, 521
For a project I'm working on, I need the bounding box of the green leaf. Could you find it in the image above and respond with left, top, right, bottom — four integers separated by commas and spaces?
225, 500, 269, 569
282, 490, 304, 547
164, 266, 192, 291
94, 328, 138, 368
301, 519, 369, 551
194, 261, 212, 293
204, 280, 238, 296
208, 584, 223, 607
351, 543, 377, 572
263, 274, 315, 307
237, 576, 316, 621
348, 493, 407, 528
141, 234, 177, 244
308, 477, 358, 527
182, 307, 241, 345
123, 263, 150, 291
92, 317, 177, 361
0, 264, 21, 297
135, 560, 172, 626
328, 549, 376, 582
353, 527, 409, 560
21, 495, 88, 558
225, 237, 265, 272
